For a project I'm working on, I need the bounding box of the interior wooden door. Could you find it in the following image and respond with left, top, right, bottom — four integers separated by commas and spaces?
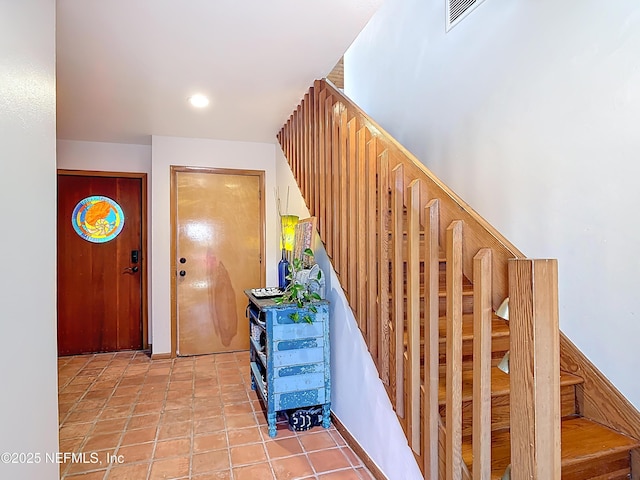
175, 168, 263, 356
57, 173, 143, 355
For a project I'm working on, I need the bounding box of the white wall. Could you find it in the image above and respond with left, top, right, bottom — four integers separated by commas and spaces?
151, 135, 278, 354
275, 151, 422, 479
57, 139, 151, 173
346, 0, 640, 406
0, 1, 59, 478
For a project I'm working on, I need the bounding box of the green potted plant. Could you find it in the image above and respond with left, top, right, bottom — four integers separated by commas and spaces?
274, 248, 323, 323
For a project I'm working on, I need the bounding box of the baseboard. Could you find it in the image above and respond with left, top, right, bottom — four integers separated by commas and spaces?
331, 412, 388, 480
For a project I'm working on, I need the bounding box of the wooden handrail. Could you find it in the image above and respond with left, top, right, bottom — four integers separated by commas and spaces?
277, 79, 561, 480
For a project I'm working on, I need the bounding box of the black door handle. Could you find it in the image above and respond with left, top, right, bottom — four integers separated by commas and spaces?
123, 266, 139, 274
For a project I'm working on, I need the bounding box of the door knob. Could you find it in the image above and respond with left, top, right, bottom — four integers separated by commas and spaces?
179, 270, 186, 277
179, 257, 187, 264
123, 266, 139, 274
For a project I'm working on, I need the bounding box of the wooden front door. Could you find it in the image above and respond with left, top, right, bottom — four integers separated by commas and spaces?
173, 167, 264, 356
57, 173, 144, 355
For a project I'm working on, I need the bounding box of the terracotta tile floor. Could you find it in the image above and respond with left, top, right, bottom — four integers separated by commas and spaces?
58, 350, 374, 480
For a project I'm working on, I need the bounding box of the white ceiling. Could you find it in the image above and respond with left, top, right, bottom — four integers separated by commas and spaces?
56, 0, 383, 146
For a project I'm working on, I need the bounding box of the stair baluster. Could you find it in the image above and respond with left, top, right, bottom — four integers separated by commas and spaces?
472, 249, 492, 480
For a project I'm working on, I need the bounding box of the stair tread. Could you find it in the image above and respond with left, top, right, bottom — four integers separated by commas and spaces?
561, 417, 640, 465
437, 367, 583, 404
438, 314, 510, 342
437, 287, 473, 297
406, 314, 510, 346
404, 316, 511, 360
400, 284, 474, 297
462, 417, 640, 479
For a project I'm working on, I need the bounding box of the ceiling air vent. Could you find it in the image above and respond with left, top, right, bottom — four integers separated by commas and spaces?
447, 0, 486, 31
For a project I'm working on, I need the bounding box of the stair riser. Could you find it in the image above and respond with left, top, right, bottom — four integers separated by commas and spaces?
392, 294, 474, 320
561, 451, 632, 480
439, 295, 473, 317
438, 335, 509, 368
439, 384, 578, 437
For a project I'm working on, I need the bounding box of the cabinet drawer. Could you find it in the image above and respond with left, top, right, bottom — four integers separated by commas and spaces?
275, 388, 326, 411
273, 347, 324, 367
275, 337, 324, 352
273, 371, 324, 393
272, 322, 324, 341
275, 362, 324, 378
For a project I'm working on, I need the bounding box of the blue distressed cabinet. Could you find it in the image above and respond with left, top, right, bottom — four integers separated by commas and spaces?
245, 291, 331, 437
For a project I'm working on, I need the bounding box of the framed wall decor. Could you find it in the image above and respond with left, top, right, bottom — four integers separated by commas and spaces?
293, 217, 317, 267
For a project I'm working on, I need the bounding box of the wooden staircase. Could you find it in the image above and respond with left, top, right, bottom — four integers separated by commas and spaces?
431, 259, 639, 479
277, 79, 640, 479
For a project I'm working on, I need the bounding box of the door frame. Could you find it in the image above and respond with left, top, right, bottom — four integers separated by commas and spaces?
170, 166, 266, 357
57, 169, 149, 350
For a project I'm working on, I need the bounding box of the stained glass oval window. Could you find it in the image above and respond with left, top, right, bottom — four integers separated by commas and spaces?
72, 196, 125, 243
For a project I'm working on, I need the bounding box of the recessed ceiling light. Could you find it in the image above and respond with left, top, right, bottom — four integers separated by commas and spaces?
188, 94, 209, 108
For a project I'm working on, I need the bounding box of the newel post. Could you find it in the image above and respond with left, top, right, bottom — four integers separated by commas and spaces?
508, 259, 561, 480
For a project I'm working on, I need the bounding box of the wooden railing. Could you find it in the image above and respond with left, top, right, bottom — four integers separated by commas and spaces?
277, 79, 560, 479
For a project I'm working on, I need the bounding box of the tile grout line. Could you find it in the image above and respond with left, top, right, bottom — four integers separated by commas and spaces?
58, 354, 102, 428
59, 351, 375, 480
187, 356, 197, 480
61, 353, 119, 479
142, 354, 169, 480
246, 362, 280, 480
219, 357, 237, 480
102, 353, 139, 480
61, 353, 127, 479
